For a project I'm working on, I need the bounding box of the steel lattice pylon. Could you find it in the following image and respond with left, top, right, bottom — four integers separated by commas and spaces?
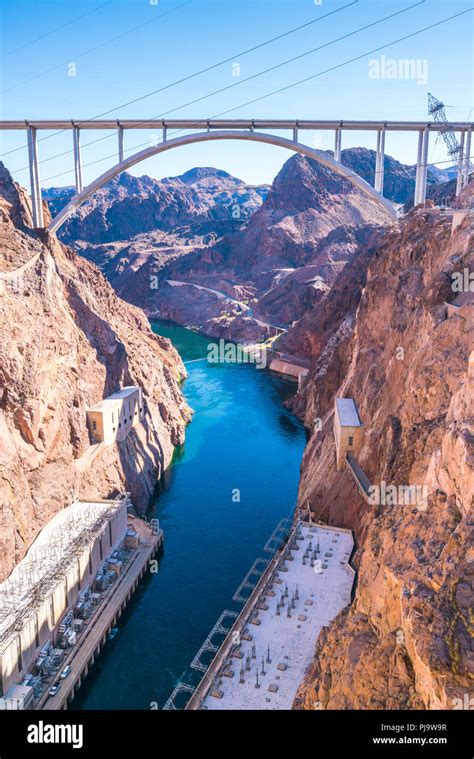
428, 93, 472, 178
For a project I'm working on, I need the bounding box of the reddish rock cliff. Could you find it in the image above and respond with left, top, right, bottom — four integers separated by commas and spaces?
294, 200, 473, 709
0, 165, 191, 582
154, 154, 391, 341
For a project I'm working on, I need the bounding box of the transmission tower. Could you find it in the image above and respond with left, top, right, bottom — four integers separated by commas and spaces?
428, 93, 472, 180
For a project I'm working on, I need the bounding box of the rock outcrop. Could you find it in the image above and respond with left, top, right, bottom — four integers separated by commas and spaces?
339, 147, 448, 205
46, 168, 268, 245
0, 164, 191, 582
44, 152, 452, 350
293, 197, 473, 710
152, 154, 393, 341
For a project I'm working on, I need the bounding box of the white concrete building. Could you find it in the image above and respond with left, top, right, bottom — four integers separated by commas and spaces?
86, 386, 144, 445
0, 497, 128, 697
269, 358, 309, 386
334, 397, 364, 471
0, 683, 34, 710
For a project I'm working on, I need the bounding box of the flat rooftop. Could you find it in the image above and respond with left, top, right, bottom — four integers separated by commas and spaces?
335, 397, 362, 428
200, 524, 354, 710
0, 499, 124, 645
87, 386, 139, 412
269, 359, 310, 379
107, 386, 140, 400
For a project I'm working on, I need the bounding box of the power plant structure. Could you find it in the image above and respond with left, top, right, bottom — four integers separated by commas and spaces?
0, 495, 162, 710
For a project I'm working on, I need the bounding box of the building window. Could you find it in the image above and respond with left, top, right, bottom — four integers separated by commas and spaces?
89, 551, 93, 575
99, 537, 103, 561
348, 435, 354, 447
92, 421, 97, 431
109, 522, 113, 546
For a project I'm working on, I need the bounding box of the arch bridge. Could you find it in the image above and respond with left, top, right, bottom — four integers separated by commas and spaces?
0, 118, 472, 230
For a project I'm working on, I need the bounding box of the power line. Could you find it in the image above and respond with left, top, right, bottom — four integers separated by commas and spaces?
39, 2, 471, 186
65, 0, 359, 123
0, 0, 113, 59
199, 7, 473, 123
2, 1, 192, 95
9, 0, 423, 177
1, 0, 357, 160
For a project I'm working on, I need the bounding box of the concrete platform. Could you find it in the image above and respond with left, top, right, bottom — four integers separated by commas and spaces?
197, 523, 354, 710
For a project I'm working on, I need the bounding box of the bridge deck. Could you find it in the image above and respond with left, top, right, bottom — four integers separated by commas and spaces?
1, 119, 472, 131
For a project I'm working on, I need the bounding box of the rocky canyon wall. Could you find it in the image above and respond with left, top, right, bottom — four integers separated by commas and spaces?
0, 165, 191, 582
294, 199, 473, 709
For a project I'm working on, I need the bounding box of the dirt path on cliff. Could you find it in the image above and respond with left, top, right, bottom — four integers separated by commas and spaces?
166, 279, 287, 334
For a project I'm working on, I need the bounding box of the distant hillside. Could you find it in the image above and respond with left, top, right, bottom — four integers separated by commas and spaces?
339, 147, 451, 204
42, 149, 455, 348
121, 152, 393, 342
43, 168, 270, 244
405, 172, 473, 210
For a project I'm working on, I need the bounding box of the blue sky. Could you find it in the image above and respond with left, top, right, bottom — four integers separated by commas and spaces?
0, 0, 472, 190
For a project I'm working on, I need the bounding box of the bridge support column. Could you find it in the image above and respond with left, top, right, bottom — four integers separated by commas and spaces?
73, 127, 83, 193
162, 126, 167, 142
118, 126, 124, 162
374, 127, 385, 194
456, 130, 465, 196
414, 127, 429, 206
462, 127, 472, 190
334, 128, 342, 162
27, 125, 44, 228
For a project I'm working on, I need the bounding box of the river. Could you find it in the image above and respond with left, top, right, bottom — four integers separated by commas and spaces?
72, 322, 306, 710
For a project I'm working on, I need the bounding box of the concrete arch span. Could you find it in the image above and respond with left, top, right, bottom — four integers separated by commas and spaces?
48, 130, 398, 233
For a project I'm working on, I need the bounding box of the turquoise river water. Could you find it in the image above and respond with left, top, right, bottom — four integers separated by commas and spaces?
72, 322, 306, 709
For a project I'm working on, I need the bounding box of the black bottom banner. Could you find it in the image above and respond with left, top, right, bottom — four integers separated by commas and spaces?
0, 708, 471, 757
